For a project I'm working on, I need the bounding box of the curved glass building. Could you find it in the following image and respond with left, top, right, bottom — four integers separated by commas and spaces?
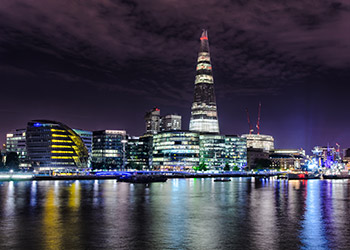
26, 120, 89, 171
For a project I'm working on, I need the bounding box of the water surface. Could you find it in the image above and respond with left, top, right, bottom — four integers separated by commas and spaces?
1, 178, 350, 249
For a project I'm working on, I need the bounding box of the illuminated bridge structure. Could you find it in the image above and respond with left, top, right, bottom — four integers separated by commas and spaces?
26, 120, 89, 171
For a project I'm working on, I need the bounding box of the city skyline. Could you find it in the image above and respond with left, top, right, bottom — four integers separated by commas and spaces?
1, 1, 350, 153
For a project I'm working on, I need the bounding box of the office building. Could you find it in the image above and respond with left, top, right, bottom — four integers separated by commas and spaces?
126, 136, 149, 170
152, 131, 200, 170
199, 133, 226, 169
145, 108, 161, 135
160, 114, 182, 131
189, 30, 220, 133
73, 129, 92, 155
241, 134, 274, 152
247, 148, 270, 170
26, 120, 89, 171
225, 135, 247, 169
5, 128, 30, 168
91, 130, 127, 169
269, 149, 306, 170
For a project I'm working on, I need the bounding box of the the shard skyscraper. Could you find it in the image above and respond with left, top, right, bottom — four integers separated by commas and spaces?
189, 29, 220, 134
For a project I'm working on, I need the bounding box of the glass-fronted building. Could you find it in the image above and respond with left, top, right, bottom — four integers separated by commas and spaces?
199, 133, 226, 169
225, 135, 247, 169
91, 130, 126, 169
152, 131, 200, 170
26, 120, 89, 171
73, 129, 92, 167
6, 128, 30, 168
126, 136, 149, 170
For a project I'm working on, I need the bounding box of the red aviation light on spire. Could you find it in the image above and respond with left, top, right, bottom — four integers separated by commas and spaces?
200, 36, 208, 40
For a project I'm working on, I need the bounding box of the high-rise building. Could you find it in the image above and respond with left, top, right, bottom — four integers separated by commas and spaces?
145, 108, 161, 135
26, 120, 89, 171
189, 30, 220, 134
225, 135, 247, 169
160, 114, 182, 131
91, 130, 127, 169
152, 131, 200, 170
6, 128, 30, 168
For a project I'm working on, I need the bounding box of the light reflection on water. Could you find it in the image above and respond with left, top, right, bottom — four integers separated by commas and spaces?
1, 178, 350, 249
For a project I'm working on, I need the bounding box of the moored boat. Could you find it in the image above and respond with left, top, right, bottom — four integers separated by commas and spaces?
117, 174, 167, 183
214, 178, 231, 182
287, 171, 320, 180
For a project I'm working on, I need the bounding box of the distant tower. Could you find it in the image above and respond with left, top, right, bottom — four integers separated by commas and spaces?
160, 114, 182, 131
145, 108, 161, 135
189, 29, 220, 133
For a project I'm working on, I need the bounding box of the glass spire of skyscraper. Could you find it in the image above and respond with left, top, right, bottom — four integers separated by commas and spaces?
189, 29, 220, 133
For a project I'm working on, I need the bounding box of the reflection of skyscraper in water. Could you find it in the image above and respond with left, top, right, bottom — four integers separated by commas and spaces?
189, 30, 220, 133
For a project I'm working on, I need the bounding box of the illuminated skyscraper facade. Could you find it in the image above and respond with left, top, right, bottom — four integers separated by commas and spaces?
189, 30, 220, 133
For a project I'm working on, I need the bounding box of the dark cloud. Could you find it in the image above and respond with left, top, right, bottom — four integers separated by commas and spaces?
1, 0, 350, 151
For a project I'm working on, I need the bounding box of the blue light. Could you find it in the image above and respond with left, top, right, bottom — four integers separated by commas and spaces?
33, 123, 42, 127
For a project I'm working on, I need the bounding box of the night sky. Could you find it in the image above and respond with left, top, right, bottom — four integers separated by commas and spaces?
1, 0, 350, 153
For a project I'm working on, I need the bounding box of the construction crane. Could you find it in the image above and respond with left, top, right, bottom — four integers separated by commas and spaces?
245, 108, 253, 134
256, 102, 261, 135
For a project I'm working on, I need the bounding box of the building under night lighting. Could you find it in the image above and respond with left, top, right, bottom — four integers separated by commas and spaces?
91, 130, 127, 169
241, 134, 274, 152
199, 133, 226, 169
26, 120, 89, 171
160, 114, 182, 131
269, 149, 306, 170
225, 135, 247, 169
126, 136, 149, 170
145, 108, 161, 135
189, 30, 220, 134
152, 131, 200, 170
5, 128, 30, 168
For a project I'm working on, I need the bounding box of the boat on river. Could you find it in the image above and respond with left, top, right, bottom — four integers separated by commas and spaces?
117, 173, 167, 183
214, 178, 231, 182
286, 171, 320, 180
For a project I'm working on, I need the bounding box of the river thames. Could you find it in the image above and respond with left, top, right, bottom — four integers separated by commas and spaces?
1, 178, 350, 250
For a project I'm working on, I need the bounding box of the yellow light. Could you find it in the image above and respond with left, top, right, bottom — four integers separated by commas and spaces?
52, 134, 68, 138
51, 156, 72, 159
51, 151, 74, 154
52, 139, 72, 143
51, 145, 71, 148
51, 129, 66, 133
